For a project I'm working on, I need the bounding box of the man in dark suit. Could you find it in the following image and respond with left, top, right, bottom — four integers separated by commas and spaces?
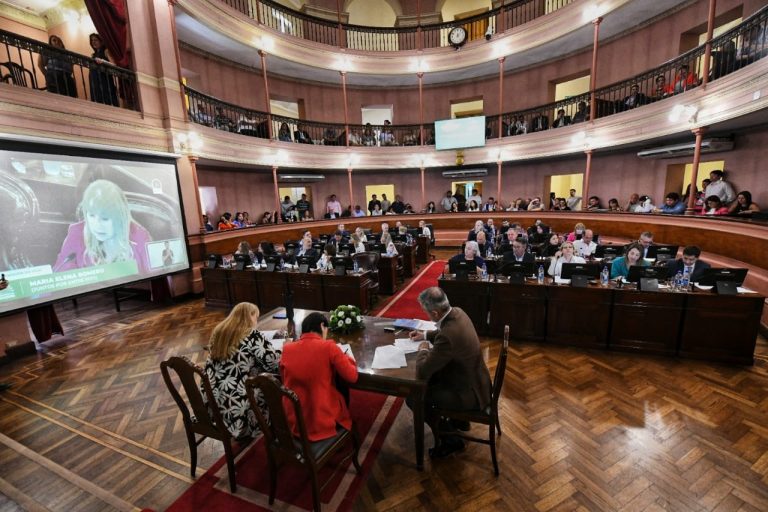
293, 237, 319, 263
665, 245, 711, 282
502, 238, 535, 264
408, 287, 492, 458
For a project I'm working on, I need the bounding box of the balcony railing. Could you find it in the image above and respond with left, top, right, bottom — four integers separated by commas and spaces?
185, 6, 768, 147
0, 29, 139, 111
219, 0, 573, 51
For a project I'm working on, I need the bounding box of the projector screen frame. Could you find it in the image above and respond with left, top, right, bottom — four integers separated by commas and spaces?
0, 140, 191, 317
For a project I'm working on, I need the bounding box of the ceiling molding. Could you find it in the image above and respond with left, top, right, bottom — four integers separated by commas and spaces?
0, 1, 47, 31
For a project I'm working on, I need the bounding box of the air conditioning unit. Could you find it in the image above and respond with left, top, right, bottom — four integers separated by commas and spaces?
277, 174, 325, 182
441, 169, 488, 179
637, 138, 734, 159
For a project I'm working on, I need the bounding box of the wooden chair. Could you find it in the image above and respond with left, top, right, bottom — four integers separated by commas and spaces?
435, 325, 509, 475
160, 356, 239, 492
245, 373, 362, 512
0, 62, 45, 90
352, 251, 380, 309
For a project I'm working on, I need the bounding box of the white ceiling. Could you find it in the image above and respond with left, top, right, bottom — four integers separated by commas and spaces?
174, 0, 692, 87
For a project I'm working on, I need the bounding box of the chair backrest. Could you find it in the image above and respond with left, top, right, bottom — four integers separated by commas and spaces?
160, 356, 229, 439
490, 326, 509, 408
245, 373, 314, 464
352, 251, 370, 271
0, 62, 36, 88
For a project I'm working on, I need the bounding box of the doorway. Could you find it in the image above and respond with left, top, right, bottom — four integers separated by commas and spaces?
365, 184, 395, 214
669, 159, 725, 196
451, 181, 484, 203
548, 173, 584, 208
451, 99, 484, 118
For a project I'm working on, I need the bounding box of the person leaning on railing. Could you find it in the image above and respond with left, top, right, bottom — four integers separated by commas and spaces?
38, 35, 76, 98
728, 191, 761, 216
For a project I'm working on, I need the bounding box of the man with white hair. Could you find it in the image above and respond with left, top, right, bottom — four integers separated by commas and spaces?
406, 287, 492, 458
467, 220, 486, 241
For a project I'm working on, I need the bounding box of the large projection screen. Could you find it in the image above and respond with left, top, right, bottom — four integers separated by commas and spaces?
0, 143, 190, 314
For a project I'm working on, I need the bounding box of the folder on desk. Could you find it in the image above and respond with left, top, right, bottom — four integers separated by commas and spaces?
393, 319, 437, 331
371, 345, 407, 369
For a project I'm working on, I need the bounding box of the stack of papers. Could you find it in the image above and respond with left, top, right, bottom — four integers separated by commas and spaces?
737, 287, 757, 294
270, 339, 286, 351
554, 277, 571, 285
393, 319, 437, 331
394, 338, 432, 353
371, 345, 407, 369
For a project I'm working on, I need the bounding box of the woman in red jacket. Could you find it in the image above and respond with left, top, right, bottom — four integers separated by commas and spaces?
279, 312, 358, 441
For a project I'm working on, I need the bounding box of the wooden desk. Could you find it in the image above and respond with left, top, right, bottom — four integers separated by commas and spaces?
416, 236, 431, 264
439, 278, 490, 335
258, 309, 427, 469
377, 255, 398, 295
439, 276, 765, 364
201, 268, 373, 312
400, 241, 417, 277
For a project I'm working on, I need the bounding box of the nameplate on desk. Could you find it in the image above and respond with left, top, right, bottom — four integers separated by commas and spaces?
266, 263, 277, 272
639, 277, 660, 292
570, 275, 589, 288
715, 281, 738, 295
299, 264, 310, 274
334, 264, 346, 276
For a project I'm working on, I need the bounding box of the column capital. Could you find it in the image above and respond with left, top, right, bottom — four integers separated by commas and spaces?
498, 56, 506, 65
691, 126, 709, 136
416, 71, 424, 79
592, 16, 603, 26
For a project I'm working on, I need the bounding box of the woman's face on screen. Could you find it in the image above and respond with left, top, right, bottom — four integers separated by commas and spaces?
86, 211, 115, 242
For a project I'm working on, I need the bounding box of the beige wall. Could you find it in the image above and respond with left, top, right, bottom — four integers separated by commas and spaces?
197, 126, 768, 225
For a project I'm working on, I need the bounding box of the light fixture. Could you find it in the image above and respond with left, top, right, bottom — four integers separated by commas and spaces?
412, 58, 429, 74
571, 130, 594, 149
583, 3, 602, 22
176, 131, 203, 153
259, 35, 274, 52
337, 57, 352, 73
346, 153, 358, 168
669, 104, 698, 123
274, 149, 288, 165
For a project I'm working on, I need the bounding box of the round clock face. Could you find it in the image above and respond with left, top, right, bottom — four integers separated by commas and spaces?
449, 26, 467, 46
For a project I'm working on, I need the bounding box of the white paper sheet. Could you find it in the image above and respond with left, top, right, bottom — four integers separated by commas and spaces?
554, 277, 571, 285
695, 284, 714, 291
393, 338, 432, 353
261, 330, 278, 340
338, 343, 354, 359
270, 338, 285, 351
371, 345, 407, 369
737, 287, 757, 294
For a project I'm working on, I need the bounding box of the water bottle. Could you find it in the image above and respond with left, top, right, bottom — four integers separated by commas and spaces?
674, 271, 683, 291
280, 258, 285, 271
600, 266, 609, 287
487, 245, 493, 258
537, 265, 545, 284
481, 263, 488, 280
681, 267, 690, 291
353, 259, 359, 273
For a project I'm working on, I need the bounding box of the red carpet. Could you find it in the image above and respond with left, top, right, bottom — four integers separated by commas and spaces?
165, 390, 402, 512
372, 260, 447, 320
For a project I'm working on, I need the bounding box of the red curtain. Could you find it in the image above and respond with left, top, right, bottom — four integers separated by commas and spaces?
84, 0, 131, 68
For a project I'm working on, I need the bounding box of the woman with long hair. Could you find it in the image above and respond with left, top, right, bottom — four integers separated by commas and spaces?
610, 242, 647, 279
729, 191, 761, 216
38, 35, 76, 98
54, 179, 151, 273
88, 33, 119, 106
202, 302, 280, 440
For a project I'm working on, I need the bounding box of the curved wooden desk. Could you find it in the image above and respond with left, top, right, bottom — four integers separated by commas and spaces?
189, 212, 768, 328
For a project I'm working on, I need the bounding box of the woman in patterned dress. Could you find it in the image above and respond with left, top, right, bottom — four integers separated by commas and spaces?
202, 302, 281, 440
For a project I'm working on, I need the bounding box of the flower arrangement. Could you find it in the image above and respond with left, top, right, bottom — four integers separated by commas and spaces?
329, 305, 365, 334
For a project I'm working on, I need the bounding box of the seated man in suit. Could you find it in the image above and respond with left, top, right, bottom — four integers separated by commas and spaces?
572, 229, 597, 258
407, 287, 492, 458
294, 236, 319, 263
628, 231, 654, 259
449, 241, 485, 269
665, 245, 711, 282
502, 238, 535, 264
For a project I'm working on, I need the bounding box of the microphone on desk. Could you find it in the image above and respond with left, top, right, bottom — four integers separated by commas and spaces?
54, 253, 76, 272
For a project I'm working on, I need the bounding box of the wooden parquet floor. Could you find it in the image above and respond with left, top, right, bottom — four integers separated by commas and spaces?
1, 290, 768, 511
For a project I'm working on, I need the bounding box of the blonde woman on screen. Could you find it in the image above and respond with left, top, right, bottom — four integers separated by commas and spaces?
54, 179, 151, 273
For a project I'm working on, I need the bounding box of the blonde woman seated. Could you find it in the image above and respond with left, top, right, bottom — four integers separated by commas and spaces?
610, 242, 647, 279
566, 222, 587, 242
202, 302, 281, 441
380, 231, 393, 247
351, 233, 366, 253
386, 241, 399, 256
547, 241, 586, 277
354, 226, 368, 243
